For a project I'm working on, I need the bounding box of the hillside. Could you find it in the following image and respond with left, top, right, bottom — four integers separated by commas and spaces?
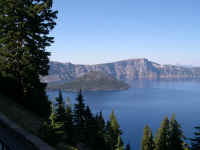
42, 58, 200, 83
0, 94, 43, 135
0, 94, 78, 150
47, 71, 130, 91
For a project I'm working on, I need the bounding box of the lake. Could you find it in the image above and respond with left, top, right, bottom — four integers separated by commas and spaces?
47, 80, 200, 150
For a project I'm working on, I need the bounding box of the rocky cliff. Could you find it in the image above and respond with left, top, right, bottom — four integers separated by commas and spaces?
42, 58, 200, 82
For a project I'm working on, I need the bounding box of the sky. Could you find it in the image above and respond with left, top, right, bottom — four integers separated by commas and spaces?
48, 0, 200, 66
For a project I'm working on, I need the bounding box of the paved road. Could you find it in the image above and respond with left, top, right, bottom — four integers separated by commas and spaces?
0, 123, 38, 150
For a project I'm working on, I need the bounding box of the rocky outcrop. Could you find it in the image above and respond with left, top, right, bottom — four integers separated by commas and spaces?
42, 58, 200, 82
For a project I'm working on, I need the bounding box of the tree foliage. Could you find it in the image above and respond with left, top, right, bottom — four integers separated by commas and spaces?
168, 114, 184, 150
115, 135, 124, 150
152, 115, 185, 150
74, 90, 86, 126
55, 90, 66, 123
73, 90, 87, 142
110, 110, 121, 135
105, 110, 123, 150
125, 144, 131, 150
0, 0, 57, 117
154, 117, 170, 150
64, 97, 74, 143
40, 91, 127, 150
191, 126, 200, 150
39, 104, 63, 146
141, 125, 154, 150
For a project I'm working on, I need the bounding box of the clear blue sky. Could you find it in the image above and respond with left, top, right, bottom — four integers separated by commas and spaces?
49, 0, 200, 66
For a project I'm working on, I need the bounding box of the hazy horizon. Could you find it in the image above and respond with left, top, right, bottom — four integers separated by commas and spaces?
48, 1, 200, 66
50, 57, 199, 67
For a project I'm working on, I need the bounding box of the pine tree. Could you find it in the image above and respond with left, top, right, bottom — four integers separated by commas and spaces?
110, 110, 122, 144
125, 143, 131, 150
115, 135, 124, 150
154, 117, 170, 150
183, 143, 190, 150
191, 126, 200, 150
64, 97, 74, 144
49, 104, 64, 135
40, 104, 63, 146
84, 106, 108, 150
85, 106, 94, 123
97, 111, 105, 131
95, 112, 108, 150
84, 106, 99, 148
110, 110, 122, 136
105, 110, 123, 150
74, 90, 86, 126
96, 111, 106, 140
73, 90, 86, 142
141, 125, 154, 150
105, 121, 115, 150
0, 0, 57, 117
55, 90, 66, 122
168, 114, 184, 150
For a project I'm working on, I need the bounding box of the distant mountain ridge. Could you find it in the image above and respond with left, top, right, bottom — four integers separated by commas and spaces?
42, 58, 200, 83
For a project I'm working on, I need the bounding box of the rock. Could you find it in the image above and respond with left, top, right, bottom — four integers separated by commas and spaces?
42, 58, 200, 82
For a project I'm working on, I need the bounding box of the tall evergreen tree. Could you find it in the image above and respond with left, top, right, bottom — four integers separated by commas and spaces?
110, 110, 122, 145
125, 143, 131, 150
40, 104, 63, 146
105, 110, 123, 150
115, 135, 124, 150
84, 106, 99, 148
73, 90, 86, 142
95, 112, 108, 150
183, 143, 190, 150
154, 117, 170, 150
55, 90, 66, 122
64, 97, 74, 144
0, 0, 57, 117
74, 90, 86, 126
105, 120, 115, 150
141, 125, 154, 150
110, 110, 122, 136
85, 106, 94, 123
191, 126, 200, 150
168, 114, 184, 150
97, 111, 106, 133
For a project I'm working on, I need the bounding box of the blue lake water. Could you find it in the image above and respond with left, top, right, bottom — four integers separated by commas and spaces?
47, 80, 200, 150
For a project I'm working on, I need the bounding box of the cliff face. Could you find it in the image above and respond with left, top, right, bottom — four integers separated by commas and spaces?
42, 59, 200, 82
158, 65, 200, 79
